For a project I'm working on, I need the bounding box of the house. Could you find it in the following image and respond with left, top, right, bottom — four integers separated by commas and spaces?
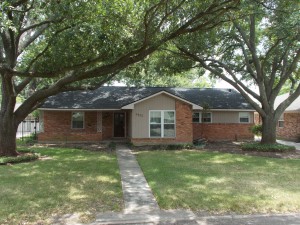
38, 87, 255, 145
275, 94, 300, 141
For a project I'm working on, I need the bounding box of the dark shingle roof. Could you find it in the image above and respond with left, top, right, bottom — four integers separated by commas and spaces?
41, 86, 253, 110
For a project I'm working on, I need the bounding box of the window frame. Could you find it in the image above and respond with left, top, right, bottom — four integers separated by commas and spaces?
71, 111, 85, 129
192, 112, 201, 123
239, 112, 250, 123
149, 110, 176, 138
278, 114, 284, 128
202, 112, 212, 123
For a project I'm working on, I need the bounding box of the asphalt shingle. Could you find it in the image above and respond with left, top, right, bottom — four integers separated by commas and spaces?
41, 86, 253, 110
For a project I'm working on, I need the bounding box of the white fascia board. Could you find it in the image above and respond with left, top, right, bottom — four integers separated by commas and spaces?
38, 108, 121, 111
121, 91, 202, 110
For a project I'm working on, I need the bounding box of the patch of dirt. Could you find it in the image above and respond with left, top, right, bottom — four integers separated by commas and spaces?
203, 141, 300, 159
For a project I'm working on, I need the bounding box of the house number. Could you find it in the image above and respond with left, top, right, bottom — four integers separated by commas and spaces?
136, 113, 143, 117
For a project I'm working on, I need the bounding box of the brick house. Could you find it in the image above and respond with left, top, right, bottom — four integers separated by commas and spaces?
275, 94, 300, 141
38, 87, 255, 145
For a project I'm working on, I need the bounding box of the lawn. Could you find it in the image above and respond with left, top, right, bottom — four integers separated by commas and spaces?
0, 147, 122, 225
137, 150, 300, 214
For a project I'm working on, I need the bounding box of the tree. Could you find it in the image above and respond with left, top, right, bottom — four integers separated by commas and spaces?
171, 0, 300, 144
0, 0, 239, 156
116, 50, 215, 87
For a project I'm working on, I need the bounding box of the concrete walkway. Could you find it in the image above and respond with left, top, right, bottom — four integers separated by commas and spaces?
277, 140, 300, 150
115, 144, 159, 213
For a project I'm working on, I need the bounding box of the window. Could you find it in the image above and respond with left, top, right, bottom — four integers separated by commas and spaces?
239, 112, 250, 123
72, 112, 84, 129
202, 112, 212, 123
192, 112, 201, 123
150, 110, 175, 137
193, 112, 211, 123
278, 114, 284, 128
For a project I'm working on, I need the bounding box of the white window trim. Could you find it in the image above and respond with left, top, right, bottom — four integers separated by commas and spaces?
239, 112, 250, 123
202, 112, 212, 123
149, 110, 176, 138
71, 111, 85, 129
97, 112, 102, 132
39, 111, 44, 133
192, 112, 202, 123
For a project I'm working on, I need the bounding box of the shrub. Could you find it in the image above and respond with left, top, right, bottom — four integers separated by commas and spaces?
250, 124, 262, 136
241, 142, 295, 152
0, 154, 39, 165
108, 142, 116, 151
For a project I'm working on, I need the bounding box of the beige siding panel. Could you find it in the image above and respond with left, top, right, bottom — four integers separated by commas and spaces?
132, 94, 175, 138
212, 111, 239, 123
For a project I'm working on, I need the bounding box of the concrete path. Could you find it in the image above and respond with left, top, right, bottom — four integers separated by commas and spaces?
277, 140, 300, 150
115, 144, 159, 213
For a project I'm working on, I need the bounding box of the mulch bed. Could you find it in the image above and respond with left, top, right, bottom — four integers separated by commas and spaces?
33, 143, 113, 152
203, 141, 300, 159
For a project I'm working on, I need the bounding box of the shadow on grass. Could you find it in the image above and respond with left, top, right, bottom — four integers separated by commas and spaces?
0, 147, 123, 225
137, 150, 300, 213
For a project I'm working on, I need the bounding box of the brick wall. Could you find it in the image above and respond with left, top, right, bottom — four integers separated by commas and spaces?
193, 123, 254, 141
277, 113, 300, 141
131, 100, 193, 145
38, 111, 103, 142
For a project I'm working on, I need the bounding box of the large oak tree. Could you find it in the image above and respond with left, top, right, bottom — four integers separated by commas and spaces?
0, 0, 239, 156
171, 0, 300, 144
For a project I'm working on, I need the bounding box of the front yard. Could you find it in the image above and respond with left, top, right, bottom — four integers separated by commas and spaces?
137, 150, 300, 214
0, 147, 122, 224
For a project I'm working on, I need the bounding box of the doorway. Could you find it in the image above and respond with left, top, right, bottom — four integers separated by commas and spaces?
114, 112, 125, 137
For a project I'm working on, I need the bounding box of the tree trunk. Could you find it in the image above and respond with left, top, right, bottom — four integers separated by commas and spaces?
0, 115, 19, 156
261, 115, 277, 144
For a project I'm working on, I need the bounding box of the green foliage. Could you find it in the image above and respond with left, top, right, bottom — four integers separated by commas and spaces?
108, 142, 116, 151
241, 142, 295, 152
117, 48, 216, 87
0, 154, 38, 165
16, 134, 37, 146
250, 124, 262, 136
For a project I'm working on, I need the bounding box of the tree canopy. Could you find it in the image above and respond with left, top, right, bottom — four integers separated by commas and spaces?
168, 0, 300, 143
0, 0, 240, 155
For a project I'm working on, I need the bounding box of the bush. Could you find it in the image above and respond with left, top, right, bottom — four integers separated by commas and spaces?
0, 154, 39, 165
250, 124, 262, 136
241, 142, 295, 152
17, 133, 37, 145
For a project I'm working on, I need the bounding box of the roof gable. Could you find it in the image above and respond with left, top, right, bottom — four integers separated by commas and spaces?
121, 91, 202, 110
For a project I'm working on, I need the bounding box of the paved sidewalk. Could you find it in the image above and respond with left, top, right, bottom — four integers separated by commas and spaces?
277, 140, 300, 150
115, 144, 159, 213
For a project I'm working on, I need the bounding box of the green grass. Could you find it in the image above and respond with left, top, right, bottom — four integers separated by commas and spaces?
0, 147, 122, 224
137, 150, 300, 214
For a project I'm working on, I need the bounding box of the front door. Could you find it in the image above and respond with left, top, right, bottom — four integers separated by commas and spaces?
114, 113, 125, 137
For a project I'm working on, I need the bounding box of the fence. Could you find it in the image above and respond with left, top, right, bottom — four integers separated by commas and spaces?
17, 117, 39, 140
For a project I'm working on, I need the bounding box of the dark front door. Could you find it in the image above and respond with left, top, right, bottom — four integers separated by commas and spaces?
114, 113, 125, 137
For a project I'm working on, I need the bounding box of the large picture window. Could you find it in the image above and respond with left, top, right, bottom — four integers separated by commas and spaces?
72, 112, 84, 129
150, 110, 175, 137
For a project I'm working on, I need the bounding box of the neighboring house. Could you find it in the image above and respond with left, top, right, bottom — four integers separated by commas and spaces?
275, 94, 300, 141
38, 87, 255, 145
